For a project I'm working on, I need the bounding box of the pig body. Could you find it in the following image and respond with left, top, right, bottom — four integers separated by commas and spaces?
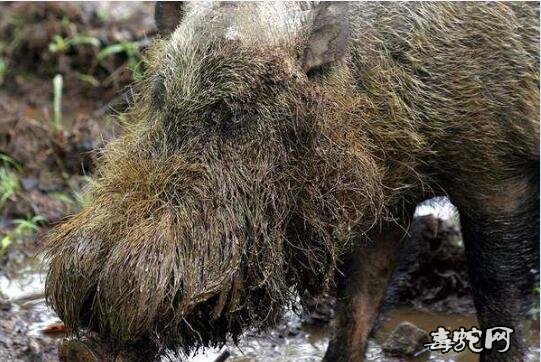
46, 2, 539, 361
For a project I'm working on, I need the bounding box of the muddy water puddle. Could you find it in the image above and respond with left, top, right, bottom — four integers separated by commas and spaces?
191, 309, 539, 362
0, 257, 60, 330
1, 259, 539, 362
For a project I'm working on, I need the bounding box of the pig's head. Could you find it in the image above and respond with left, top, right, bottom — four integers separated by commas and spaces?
45, 1, 385, 356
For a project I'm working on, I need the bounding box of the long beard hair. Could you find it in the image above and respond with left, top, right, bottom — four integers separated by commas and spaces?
44, 47, 388, 356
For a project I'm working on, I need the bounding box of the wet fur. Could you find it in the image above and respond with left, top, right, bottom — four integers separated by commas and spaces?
45, 2, 539, 358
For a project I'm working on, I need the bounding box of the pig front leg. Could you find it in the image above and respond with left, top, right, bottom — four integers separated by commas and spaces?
455, 175, 539, 362
323, 221, 409, 362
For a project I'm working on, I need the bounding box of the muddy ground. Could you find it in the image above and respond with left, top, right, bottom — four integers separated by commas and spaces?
0, 3, 538, 362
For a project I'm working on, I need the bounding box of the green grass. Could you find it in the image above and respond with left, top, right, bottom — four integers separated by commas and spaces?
49, 34, 144, 84
12, 215, 46, 237
7, 14, 23, 31
0, 58, 6, 85
50, 190, 89, 210
49, 34, 100, 54
0, 154, 21, 172
98, 41, 143, 80
96, 7, 110, 22
0, 155, 22, 210
77, 73, 100, 87
51, 174, 92, 211
1, 215, 45, 257
52, 74, 63, 132
0, 235, 11, 256
0, 167, 20, 208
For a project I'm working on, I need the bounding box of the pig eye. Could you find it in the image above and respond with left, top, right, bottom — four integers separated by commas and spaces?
210, 103, 250, 137
230, 106, 249, 125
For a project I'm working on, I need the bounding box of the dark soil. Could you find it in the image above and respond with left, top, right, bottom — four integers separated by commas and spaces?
0, 3, 156, 360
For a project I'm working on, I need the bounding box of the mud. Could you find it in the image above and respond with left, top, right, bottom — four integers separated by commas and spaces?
1, 260, 538, 362
0, 3, 155, 360
0, 257, 59, 362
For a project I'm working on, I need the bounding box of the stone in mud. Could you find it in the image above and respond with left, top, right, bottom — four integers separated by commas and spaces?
0, 295, 11, 311
381, 321, 429, 357
24, 339, 43, 362
21, 177, 39, 192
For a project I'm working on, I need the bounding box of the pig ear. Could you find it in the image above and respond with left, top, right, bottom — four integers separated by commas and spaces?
301, 1, 349, 73
155, 2, 187, 36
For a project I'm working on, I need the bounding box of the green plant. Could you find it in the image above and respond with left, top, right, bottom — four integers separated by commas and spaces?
0, 167, 20, 207
67, 34, 100, 48
0, 155, 21, 208
5, 15, 24, 55
49, 34, 100, 54
12, 215, 46, 238
0, 58, 6, 85
48, 35, 69, 53
61, 16, 71, 31
7, 14, 23, 31
77, 73, 100, 87
0, 235, 11, 256
52, 74, 63, 132
0, 154, 21, 171
0, 215, 45, 257
98, 41, 143, 80
97, 42, 137, 61
50, 192, 75, 206
51, 175, 92, 211
96, 7, 110, 22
